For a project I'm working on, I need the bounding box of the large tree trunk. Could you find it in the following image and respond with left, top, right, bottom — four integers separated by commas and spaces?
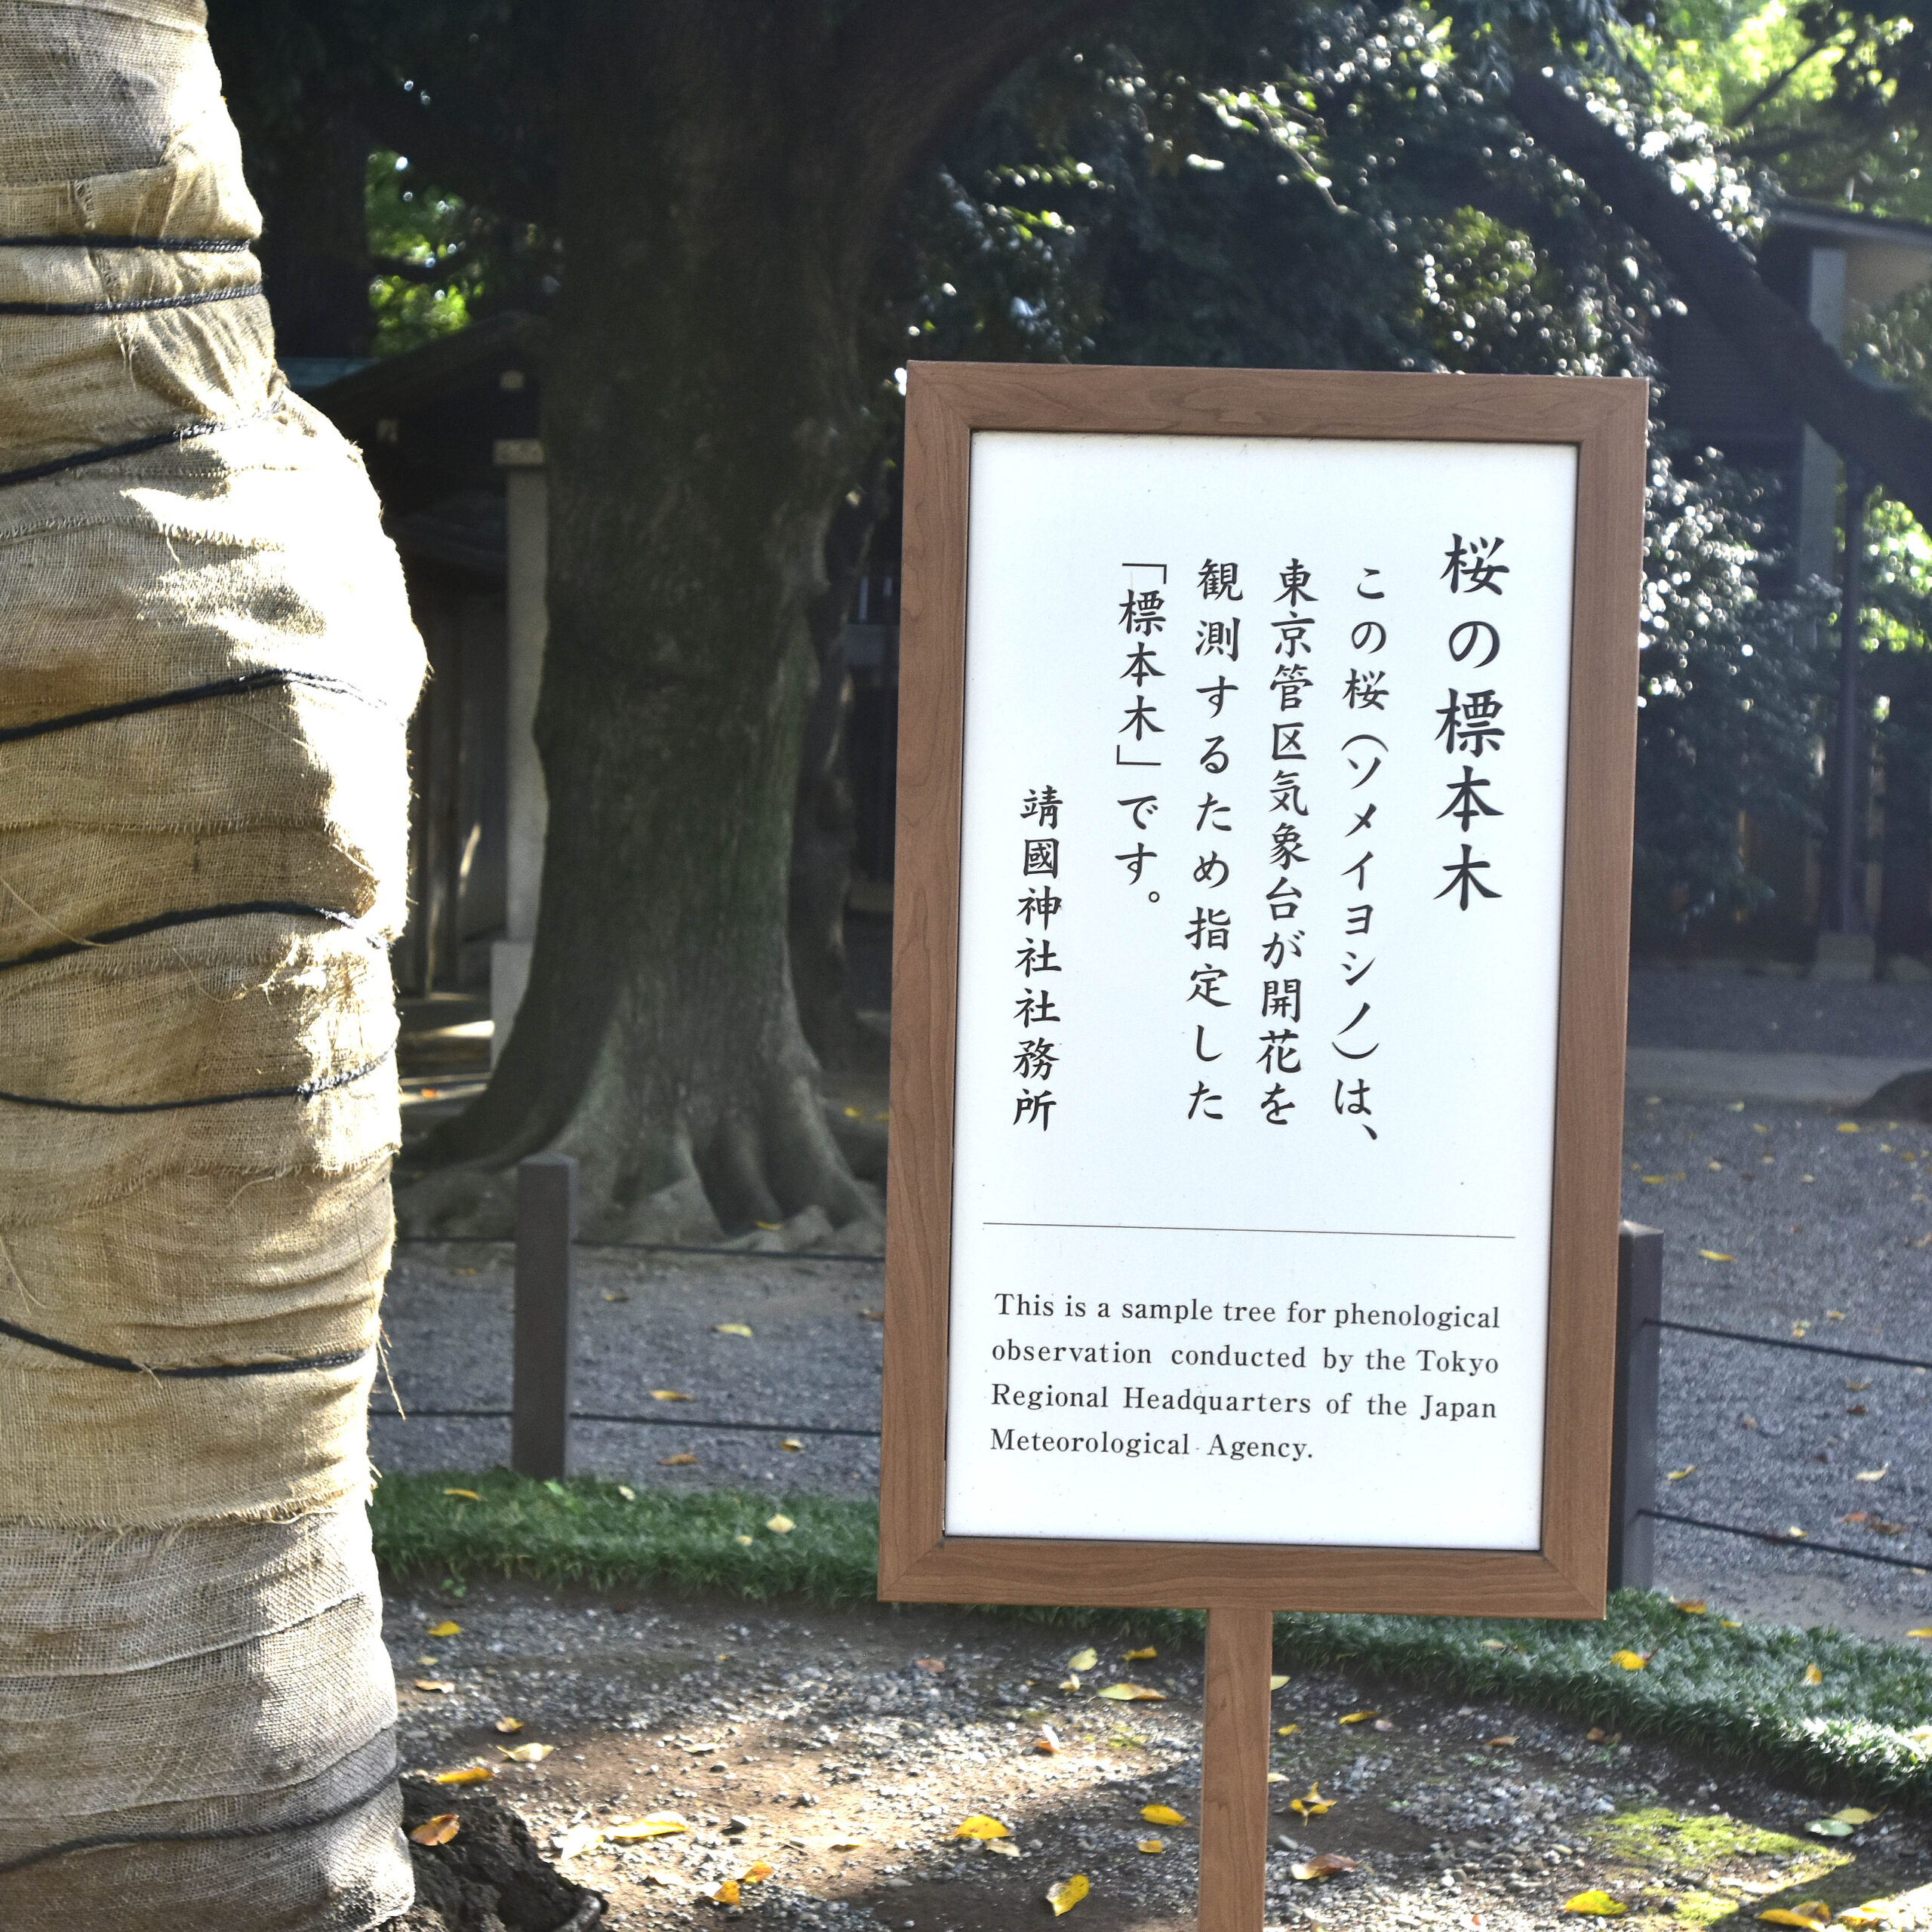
398, 8, 881, 1244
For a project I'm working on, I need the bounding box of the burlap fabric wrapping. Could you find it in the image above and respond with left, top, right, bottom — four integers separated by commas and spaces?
0, 2, 423, 1924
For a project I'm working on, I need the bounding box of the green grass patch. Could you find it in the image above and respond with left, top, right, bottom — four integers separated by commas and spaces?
371, 1472, 1932, 1803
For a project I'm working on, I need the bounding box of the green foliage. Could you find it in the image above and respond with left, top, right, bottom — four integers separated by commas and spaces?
371, 1472, 1932, 1801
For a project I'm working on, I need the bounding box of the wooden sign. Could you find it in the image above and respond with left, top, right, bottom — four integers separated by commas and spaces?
879, 364, 1646, 1929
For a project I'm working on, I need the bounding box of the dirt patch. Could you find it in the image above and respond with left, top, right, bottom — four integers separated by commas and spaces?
387, 1773, 603, 1931
384, 1580, 1932, 1930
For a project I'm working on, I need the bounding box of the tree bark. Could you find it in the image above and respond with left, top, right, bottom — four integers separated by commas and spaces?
1506, 70, 1932, 533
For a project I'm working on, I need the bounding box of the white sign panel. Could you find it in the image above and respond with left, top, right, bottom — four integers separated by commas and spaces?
944, 430, 1579, 1551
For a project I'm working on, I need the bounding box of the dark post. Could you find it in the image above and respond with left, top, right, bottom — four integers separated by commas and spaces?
512, 1152, 577, 1480
1607, 1222, 1662, 1592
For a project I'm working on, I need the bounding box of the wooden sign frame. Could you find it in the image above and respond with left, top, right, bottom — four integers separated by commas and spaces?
881, 363, 1647, 1622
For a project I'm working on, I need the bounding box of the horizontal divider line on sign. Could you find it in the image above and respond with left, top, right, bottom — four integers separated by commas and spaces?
0, 1050, 392, 1115
0, 900, 374, 974
1642, 1507, 1930, 1573
983, 1219, 1515, 1241
0, 282, 262, 316
0, 1313, 371, 1380
0, 665, 383, 748
371, 1407, 881, 1438
0, 233, 251, 251
1650, 1318, 1932, 1374
0, 401, 279, 491
0, 1753, 399, 1878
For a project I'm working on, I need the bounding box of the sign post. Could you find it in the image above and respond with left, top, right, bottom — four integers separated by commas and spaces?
880, 365, 1647, 1927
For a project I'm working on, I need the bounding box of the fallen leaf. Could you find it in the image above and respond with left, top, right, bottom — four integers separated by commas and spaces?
1673, 1599, 1709, 1614
1137, 1838, 1165, 1854
494, 1717, 524, 1734
1337, 1709, 1378, 1724
1291, 1853, 1358, 1882
1269, 1674, 1290, 1689
951, 1815, 1011, 1841
781, 1438, 804, 1452
1276, 1724, 1300, 1737
1847, 1404, 1869, 1416
1908, 1628, 1932, 1638
1289, 1783, 1335, 1818
715, 1323, 754, 1338
1827, 1310, 1847, 1321
441, 1488, 481, 1501
1587, 1728, 1609, 1743
616, 1484, 635, 1500
414, 1680, 455, 1694
651, 1390, 694, 1403
913, 1657, 946, 1675
1033, 1727, 1060, 1755
986, 1840, 1020, 1858
432, 1766, 493, 1786
1804, 1664, 1825, 1685
1832, 1807, 1880, 1824
608, 1813, 692, 1842
1700, 1251, 1735, 1263
740, 1861, 774, 1884
1838, 1909, 1891, 1930
602, 1288, 629, 1302
1058, 1674, 1081, 1692
554, 1823, 603, 1860
860, 1309, 884, 1321
1839, 1122, 1861, 1133
426, 1621, 462, 1638
1486, 1735, 1518, 1748
1610, 1651, 1648, 1671
1097, 1683, 1167, 1702
713, 1880, 741, 1905
660, 1453, 699, 1466
1848, 1380, 1872, 1392
765, 1513, 794, 1534
410, 1814, 461, 1846
1563, 1891, 1629, 1916
1068, 1647, 1098, 1672
1373, 1718, 1396, 1732
829, 1840, 862, 1852
1757, 1906, 1832, 1928
1141, 1805, 1189, 1827
1481, 1639, 1510, 1651
1046, 1873, 1091, 1915
1857, 1466, 1890, 1482
734, 1534, 752, 1546
1788, 1527, 1809, 1540
1666, 1467, 1697, 1481
1807, 1819, 1856, 1838
1124, 1645, 1157, 1661
498, 1743, 553, 1762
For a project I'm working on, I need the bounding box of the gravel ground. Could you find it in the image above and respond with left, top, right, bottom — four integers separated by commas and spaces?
1628, 967, 1932, 1058
1621, 1099, 1932, 1640
385, 1580, 1932, 1932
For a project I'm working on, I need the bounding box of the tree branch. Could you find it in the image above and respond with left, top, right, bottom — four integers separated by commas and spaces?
1508, 69, 1932, 534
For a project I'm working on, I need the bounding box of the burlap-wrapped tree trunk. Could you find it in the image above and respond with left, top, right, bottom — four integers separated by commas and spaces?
0, 2, 422, 1924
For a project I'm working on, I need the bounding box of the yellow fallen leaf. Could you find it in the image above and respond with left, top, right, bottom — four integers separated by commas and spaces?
1641, 1176, 1668, 1185
828, 1840, 861, 1852
1610, 1651, 1648, 1671
952, 1815, 1011, 1841
1137, 1837, 1164, 1854
1481, 1639, 1510, 1650
661, 1453, 699, 1466
652, 1389, 694, 1402
1723, 1619, 1743, 1629
1046, 1873, 1090, 1915
1839, 1121, 1861, 1133
1908, 1628, 1932, 1638
781, 1438, 804, 1452
715, 1323, 754, 1338
740, 1861, 774, 1884
1097, 1683, 1167, 1702
494, 1717, 523, 1733
1758, 1907, 1832, 1927
498, 1743, 553, 1762
1269, 1673, 1290, 1689
410, 1814, 461, 1846
1276, 1724, 1299, 1737
1857, 1466, 1890, 1482
1832, 1807, 1880, 1824
986, 1840, 1020, 1857
1069, 1647, 1098, 1672
554, 1823, 604, 1860
1124, 1645, 1157, 1661
1788, 1527, 1808, 1540
1700, 1251, 1736, 1263
1291, 1853, 1358, 1881
1289, 1783, 1334, 1818
1033, 1726, 1060, 1754
1827, 1310, 1847, 1320
427, 1621, 462, 1638
616, 1484, 635, 1500
1804, 1664, 1825, 1685
414, 1679, 455, 1694
432, 1765, 493, 1786
608, 1813, 692, 1842
1564, 1891, 1629, 1916
714, 1879, 741, 1905
1059, 1673, 1081, 1692
1838, 1909, 1891, 1930
1141, 1804, 1188, 1826
1674, 1598, 1709, 1614
441, 1488, 481, 1501
1337, 1709, 1378, 1723
766, 1513, 794, 1534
